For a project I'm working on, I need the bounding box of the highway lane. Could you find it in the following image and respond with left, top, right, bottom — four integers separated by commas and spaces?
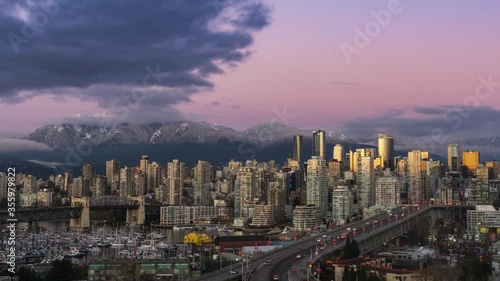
266, 206, 413, 280
197, 205, 412, 281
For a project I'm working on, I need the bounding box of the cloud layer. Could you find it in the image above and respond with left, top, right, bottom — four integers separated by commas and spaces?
0, 0, 271, 122
339, 105, 500, 149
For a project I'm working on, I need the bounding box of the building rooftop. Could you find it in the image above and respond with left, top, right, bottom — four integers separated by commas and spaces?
475, 205, 497, 212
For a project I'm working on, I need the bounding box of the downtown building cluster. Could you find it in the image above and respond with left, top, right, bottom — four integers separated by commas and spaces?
2, 134, 500, 233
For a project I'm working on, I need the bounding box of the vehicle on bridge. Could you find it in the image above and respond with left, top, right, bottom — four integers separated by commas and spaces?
272, 274, 279, 280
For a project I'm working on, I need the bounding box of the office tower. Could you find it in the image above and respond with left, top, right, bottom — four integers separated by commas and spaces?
147, 162, 163, 193
194, 160, 212, 206
119, 166, 136, 197
82, 163, 96, 180
71, 177, 83, 198
312, 130, 326, 158
378, 134, 394, 169
447, 144, 460, 174
333, 144, 344, 162
358, 155, 375, 209
292, 135, 303, 165
167, 160, 185, 205
105, 160, 120, 192
0, 173, 6, 199
235, 167, 257, 218
408, 150, 424, 204
376, 176, 400, 208
332, 186, 353, 223
306, 156, 328, 216
463, 150, 480, 177
486, 161, 500, 179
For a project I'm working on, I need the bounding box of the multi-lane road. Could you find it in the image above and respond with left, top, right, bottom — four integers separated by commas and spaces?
197, 205, 422, 281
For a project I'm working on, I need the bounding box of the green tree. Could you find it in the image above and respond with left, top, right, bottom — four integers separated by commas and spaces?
351, 239, 360, 258
367, 272, 381, 281
459, 256, 491, 281
45, 260, 74, 281
342, 266, 350, 281
348, 268, 357, 281
342, 238, 352, 260
358, 266, 368, 281
18, 266, 43, 281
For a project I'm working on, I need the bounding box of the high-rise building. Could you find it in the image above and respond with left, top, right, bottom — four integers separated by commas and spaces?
63, 172, 73, 193
194, 160, 212, 206
333, 144, 344, 162
92, 175, 107, 196
306, 156, 328, 216
140, 155, 149, 173
0, 172, 7, 199
82, 163, 96, 180
235, 167, 257, 218
147, 162, 163, 193
467, 165, 490, 205
71, 177, 84, 198
119, 166, 136, 197
408, 150, 424, 204
139, 156, 149, 189
357, 155, 375, 209
167, 160, 185, 205
463, 150, 480, 177
447, 144, 460, 174
378, 134, 394, 169
292, 135, 303, 165
375, 176, 400, 208
267, 171, 288, 221
332, 186, 353, 223
134, 171, 147, 196
105, 160, 120, 193
312, 130, 326, 158
22, 175, 38, 194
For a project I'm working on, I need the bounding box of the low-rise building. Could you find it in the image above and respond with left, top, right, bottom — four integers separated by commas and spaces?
160, 206, 232, 226
250, 204, 275, 227
467, 205, 500, 234
292, 205, 321, 231
88, 260, 192, 281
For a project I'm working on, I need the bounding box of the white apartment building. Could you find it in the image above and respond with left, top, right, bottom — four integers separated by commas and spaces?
332, 186, 353, 223
292, 205, 321, 231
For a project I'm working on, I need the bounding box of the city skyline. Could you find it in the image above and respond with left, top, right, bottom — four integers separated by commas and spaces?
0, 0, 499, 148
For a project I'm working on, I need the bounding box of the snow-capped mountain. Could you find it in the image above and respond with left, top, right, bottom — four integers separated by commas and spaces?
26, 121, 356, 148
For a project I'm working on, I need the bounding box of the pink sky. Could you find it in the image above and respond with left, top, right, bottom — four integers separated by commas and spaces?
1, 0, 499, 136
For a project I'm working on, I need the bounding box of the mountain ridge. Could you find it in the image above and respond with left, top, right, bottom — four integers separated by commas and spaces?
26, 120, 357, 148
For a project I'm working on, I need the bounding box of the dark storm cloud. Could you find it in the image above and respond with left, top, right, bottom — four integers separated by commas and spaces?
0, 0, 271, 121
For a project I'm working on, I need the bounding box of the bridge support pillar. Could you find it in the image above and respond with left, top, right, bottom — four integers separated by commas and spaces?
70, 197, 90, 230
126, 196, 145, 226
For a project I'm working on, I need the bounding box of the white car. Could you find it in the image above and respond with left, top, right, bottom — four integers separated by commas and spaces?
296, 255, 302, 259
